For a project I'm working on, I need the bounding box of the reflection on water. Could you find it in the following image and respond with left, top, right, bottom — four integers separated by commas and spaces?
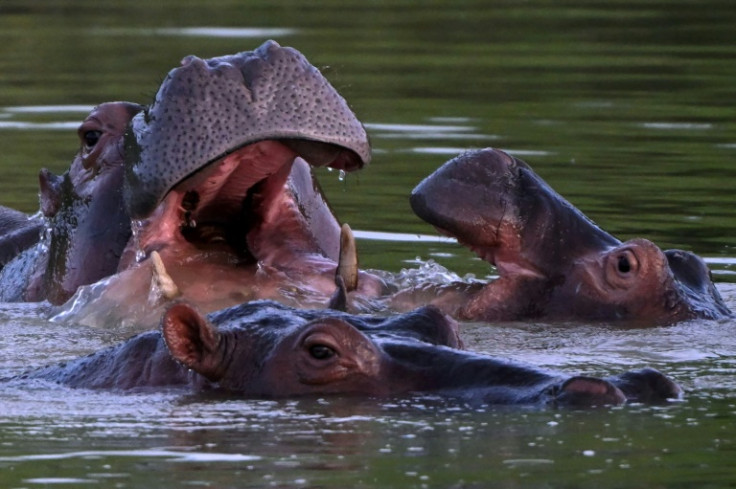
1, 0, 736, 487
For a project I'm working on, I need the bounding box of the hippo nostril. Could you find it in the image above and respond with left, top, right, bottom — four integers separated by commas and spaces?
618, 255, 631, 274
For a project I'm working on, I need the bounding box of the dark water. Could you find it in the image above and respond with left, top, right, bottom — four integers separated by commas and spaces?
1, 1, 736, 487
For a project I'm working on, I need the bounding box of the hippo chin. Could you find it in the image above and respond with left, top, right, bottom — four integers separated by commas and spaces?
0, 102, 142, 304
53, 41, 383, 328
19, 300, 682, 407
400, 148, 732, 325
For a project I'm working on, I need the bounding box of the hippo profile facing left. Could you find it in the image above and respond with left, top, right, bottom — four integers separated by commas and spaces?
16, 300, 682, 407
395, 148, 732, 325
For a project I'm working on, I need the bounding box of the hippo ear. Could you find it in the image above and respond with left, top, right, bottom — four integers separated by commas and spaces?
161, 302, 222, 380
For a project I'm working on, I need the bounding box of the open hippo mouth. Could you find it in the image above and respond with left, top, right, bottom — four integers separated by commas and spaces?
409, 148, 732, 324
120, 41, 370, 268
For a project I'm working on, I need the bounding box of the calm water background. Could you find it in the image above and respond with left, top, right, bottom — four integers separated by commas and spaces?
1, 1, 735, 488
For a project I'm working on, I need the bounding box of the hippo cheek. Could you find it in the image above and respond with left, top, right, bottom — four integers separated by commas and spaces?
567, 239, 683, 321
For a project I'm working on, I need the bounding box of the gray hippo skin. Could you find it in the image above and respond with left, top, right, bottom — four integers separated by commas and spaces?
0, 102, 142, 304
124, 40, 369, 220
401, 148, 732, 325
0, 206, 42, 269
56, 41, 383, 328
20, 300, 682, 407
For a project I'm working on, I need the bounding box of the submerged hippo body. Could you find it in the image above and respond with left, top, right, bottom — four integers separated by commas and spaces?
0, 206, 42, 270
54, 41, 383, 327
402, 148, 732, 325
0, 102, 142, 304
20, 300, 681, 407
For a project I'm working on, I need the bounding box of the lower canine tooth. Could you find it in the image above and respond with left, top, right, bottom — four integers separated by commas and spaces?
150, 251, 181, 300
336, 223, 359, 292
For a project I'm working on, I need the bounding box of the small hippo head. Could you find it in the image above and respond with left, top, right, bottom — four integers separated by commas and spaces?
30, 102, 143, 304
124, 40, 371, 219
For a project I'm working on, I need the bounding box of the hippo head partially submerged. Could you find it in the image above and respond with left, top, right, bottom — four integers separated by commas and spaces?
23, 300, 682, 407
0, 102, 142, 304
409, 148, 732, 325
34, 102, 143, 304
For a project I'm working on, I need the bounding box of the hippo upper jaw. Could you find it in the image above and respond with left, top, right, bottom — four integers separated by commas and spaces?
410, 148, 619, 281
124, 40, 371, 220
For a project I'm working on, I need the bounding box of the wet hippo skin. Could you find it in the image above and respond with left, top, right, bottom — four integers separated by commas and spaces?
0, 206, 42, 270
0, 102, 142, 304
18, 301, 682, 407
398, 147, 732, 325
50, 41, 385, 327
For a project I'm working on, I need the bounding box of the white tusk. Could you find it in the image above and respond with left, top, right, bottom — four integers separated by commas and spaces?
336, 223, 359, 292
150, 250, 181, 301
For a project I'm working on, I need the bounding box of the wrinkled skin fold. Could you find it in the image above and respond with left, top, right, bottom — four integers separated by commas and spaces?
396, 147, 732, 325
15, 301, 682, 407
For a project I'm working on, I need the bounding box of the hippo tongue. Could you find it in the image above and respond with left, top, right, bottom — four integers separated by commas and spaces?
411, 148, 620, 280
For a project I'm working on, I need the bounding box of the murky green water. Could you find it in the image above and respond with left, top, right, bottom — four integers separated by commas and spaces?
1, 1, 736, 487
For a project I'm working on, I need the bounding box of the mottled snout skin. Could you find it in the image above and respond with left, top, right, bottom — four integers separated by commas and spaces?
409, 148, 732, 324
125, 40, 371, 219
21, 300, 682, 407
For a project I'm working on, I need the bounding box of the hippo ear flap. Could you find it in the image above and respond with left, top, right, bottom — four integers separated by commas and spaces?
161, 302, 222, 380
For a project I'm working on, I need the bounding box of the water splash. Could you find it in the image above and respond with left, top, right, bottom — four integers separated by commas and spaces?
131, 220, 147, 262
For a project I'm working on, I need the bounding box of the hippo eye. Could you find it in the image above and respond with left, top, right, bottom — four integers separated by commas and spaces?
617, 255, 631, 274
83, 130, 102, 148
309, 344, 336, 360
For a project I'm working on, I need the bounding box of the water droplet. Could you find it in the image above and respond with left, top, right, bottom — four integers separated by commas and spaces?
131, 220, 146, 262
338, 169, 346, 182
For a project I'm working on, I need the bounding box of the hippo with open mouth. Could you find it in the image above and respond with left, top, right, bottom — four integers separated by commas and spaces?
16, 300, 682, 407
0, 102, 143, 304
397, 148, 732, 325
53, 41, 384, 328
